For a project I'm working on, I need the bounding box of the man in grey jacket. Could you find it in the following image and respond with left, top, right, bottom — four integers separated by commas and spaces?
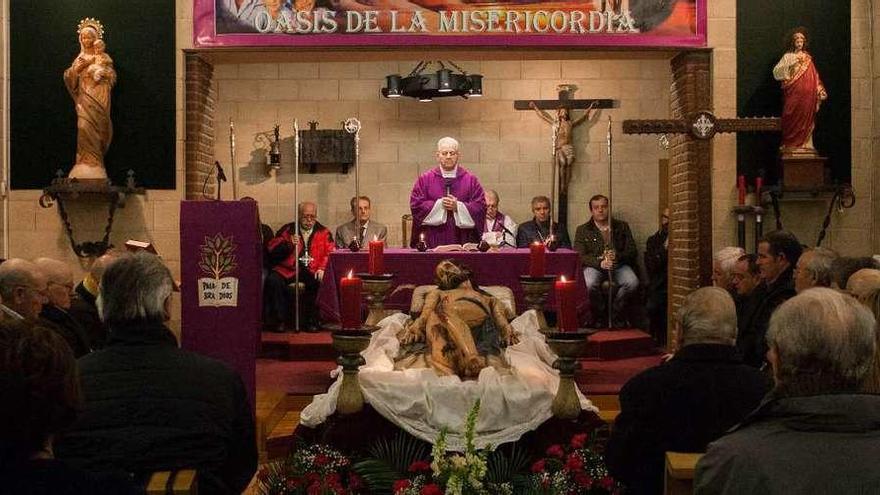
695, 288, 880, 494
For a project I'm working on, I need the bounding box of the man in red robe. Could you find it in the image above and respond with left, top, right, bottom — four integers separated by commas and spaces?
409, 137, 486, 248
264, 202, 334, 332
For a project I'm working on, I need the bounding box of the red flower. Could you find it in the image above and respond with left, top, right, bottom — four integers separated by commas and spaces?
349, 473, 365, 491
574, 472, 594, 488
286, 477, 303, 490
600, 475, 615, 489
546, 444, 565, 458
564, 454, 583, 472
326, 473, 342, 488
531, 459, 547, 473
570, 433, 588, 449
408, 460, 432, 473
420, 483, 443, 495
314, 453, 331, 466
307, 481, 322, 495
393, 479, 412, 493
306, 473, 321, 485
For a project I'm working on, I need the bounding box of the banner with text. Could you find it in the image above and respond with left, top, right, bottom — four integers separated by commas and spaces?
195, 0, 705, 47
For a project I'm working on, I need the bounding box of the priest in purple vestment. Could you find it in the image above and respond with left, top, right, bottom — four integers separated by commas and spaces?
410, 137, 486, 248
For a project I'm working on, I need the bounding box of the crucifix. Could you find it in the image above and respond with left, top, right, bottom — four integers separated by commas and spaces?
515, 85, 617, 229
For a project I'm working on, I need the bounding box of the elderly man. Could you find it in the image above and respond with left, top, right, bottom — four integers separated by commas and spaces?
516, 195, 572, 248
34, 258, 91, 358
0, 259, 48, 321
712, 246, 745, 295
793, 246, 838, 292
574, 194, 638, 328
410, 137, 486, 248
695, 288, 880, 494
831, 255, 880, 290
335, 196, 387, 249
738, 230, 802, 367
265, 201, 335, 332
68, 251, 117, 349
55, 253, 257, 494
479, 190, 517, 248
606, 287, 769, 495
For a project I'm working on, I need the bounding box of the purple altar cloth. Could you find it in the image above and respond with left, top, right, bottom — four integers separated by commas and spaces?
317, 248, 589, 324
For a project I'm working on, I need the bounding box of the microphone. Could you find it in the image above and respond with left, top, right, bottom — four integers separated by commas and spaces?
215, 161, 228, 182
444, 178, 453, 197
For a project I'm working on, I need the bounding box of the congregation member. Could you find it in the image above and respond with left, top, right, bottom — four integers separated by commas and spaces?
731, 254, 761, 355
606, 287, 769, 495
34, 258, 92, 358
0, 320, 139, 494
737, 230, 801, 367
831, 255, 880, 290
0, 258, 48, 321
68, 251, 117, 349
793, 246, 838, 292
479, 189, 517, 248
574, 194, 638, 328
712, 246, 745, 295
644, 208, 669, 344
856, 286, 880, 393
264, 201, 335, 332
846, 268, 880, 302
55, 252, 257, 494
410, 137, 486, 248
335, 195, 387, 249
695, 288, 880, 494
516, 195, 571, 248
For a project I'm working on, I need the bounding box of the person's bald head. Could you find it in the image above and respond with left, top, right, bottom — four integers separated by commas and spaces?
0, 259, 48, 320
34, 259, 75, 309
846, 269, 880, 303
90, 251, 119, 282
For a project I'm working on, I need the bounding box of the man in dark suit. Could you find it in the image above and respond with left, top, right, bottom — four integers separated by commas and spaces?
68, 252, 117, 350
515, 195, 571, 248
334, 196, 387, 249
606, 287, 770, 495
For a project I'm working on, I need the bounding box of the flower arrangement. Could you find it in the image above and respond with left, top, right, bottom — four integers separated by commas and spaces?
527, 432, 621, 495
257, 444, 367, 495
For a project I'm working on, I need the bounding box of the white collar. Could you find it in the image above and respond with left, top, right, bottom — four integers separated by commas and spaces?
440, 166, 458, 179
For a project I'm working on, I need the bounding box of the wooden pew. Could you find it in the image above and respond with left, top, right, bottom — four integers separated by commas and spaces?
665, 452, 703, 495
145, 470, 198, 495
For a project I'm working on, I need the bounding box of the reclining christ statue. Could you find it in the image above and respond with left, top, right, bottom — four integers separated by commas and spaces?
300, 259, 597, 450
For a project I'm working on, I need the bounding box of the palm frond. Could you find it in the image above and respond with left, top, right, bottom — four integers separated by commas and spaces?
486, 443, 531, 484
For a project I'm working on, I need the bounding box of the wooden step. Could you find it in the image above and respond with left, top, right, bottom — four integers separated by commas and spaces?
266, 410, 301, 460
255, 390, 288, 462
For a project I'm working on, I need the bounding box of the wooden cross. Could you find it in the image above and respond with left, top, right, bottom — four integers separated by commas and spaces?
515, 85, 618, 228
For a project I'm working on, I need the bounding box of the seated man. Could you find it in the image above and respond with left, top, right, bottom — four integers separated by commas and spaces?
793, 246, 838, 293
479, 190, 517, 248
335, 195, 387, 249
606, 287, 769, 495
68, 252, 117, 350
696, 288, 880, 494
34, 258, 92, 358
396, 259, 519, 378
265, 201, 335, 332
712, 246, 745, 295
55, 252, 257, 494
0, 320, 139, 494
515, 195, 571, 248
574, 194, 638, 328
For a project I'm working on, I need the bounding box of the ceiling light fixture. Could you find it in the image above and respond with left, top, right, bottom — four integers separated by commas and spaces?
381, 61, 483, 101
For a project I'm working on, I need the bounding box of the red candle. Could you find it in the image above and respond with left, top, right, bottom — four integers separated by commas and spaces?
555, 275, 577, 332
529, 242, 546, 278
755, 177, 763, 203
737, 175, 746, 205
368, 237, 384, 275
340, 270, 363, 330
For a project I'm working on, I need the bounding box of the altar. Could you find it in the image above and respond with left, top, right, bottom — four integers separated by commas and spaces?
316, 248, 590, 324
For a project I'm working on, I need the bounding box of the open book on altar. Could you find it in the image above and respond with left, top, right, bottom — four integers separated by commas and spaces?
433, 243, 481, 252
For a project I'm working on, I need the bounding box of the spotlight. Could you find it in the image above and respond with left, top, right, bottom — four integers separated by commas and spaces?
381, 61, 483, 101
437, 68, 452, 93
467, 75, 483, 97
382, 74, 402, 98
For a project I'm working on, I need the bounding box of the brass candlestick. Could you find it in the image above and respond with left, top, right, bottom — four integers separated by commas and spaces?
357, 273, 395, 327
519, 275, 556, 332
330, 327, 374, 415
545, 329, 591, 419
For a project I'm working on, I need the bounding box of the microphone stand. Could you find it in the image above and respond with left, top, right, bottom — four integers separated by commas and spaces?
214, 161, 227, 201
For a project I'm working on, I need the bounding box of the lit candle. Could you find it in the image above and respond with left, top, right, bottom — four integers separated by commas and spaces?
368, 236, 384, 275
737, 175, 746, 206
529, 241, 546, 278
555, 275, 577, 332
340, 270, 362, 330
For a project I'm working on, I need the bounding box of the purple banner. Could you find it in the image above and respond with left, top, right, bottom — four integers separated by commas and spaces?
180, 200, 263, 412
195, 0, 706, 48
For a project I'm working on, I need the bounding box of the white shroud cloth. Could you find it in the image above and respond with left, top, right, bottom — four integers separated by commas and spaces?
299, 310, 597, 451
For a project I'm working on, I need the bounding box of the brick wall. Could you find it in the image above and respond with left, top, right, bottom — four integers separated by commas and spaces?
185, 54, 216, 200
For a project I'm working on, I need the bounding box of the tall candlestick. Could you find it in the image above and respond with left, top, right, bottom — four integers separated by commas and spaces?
529, 242, 546, 278
555, 275, 577, 332
737, 175, 746, 206
340, 270, 363, 330
368, 237, 384, 275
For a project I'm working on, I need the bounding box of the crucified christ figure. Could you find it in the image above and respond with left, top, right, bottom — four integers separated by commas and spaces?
529, 101, 599, 197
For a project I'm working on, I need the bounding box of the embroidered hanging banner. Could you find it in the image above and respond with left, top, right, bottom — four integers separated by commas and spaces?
195, 0, 706, 48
